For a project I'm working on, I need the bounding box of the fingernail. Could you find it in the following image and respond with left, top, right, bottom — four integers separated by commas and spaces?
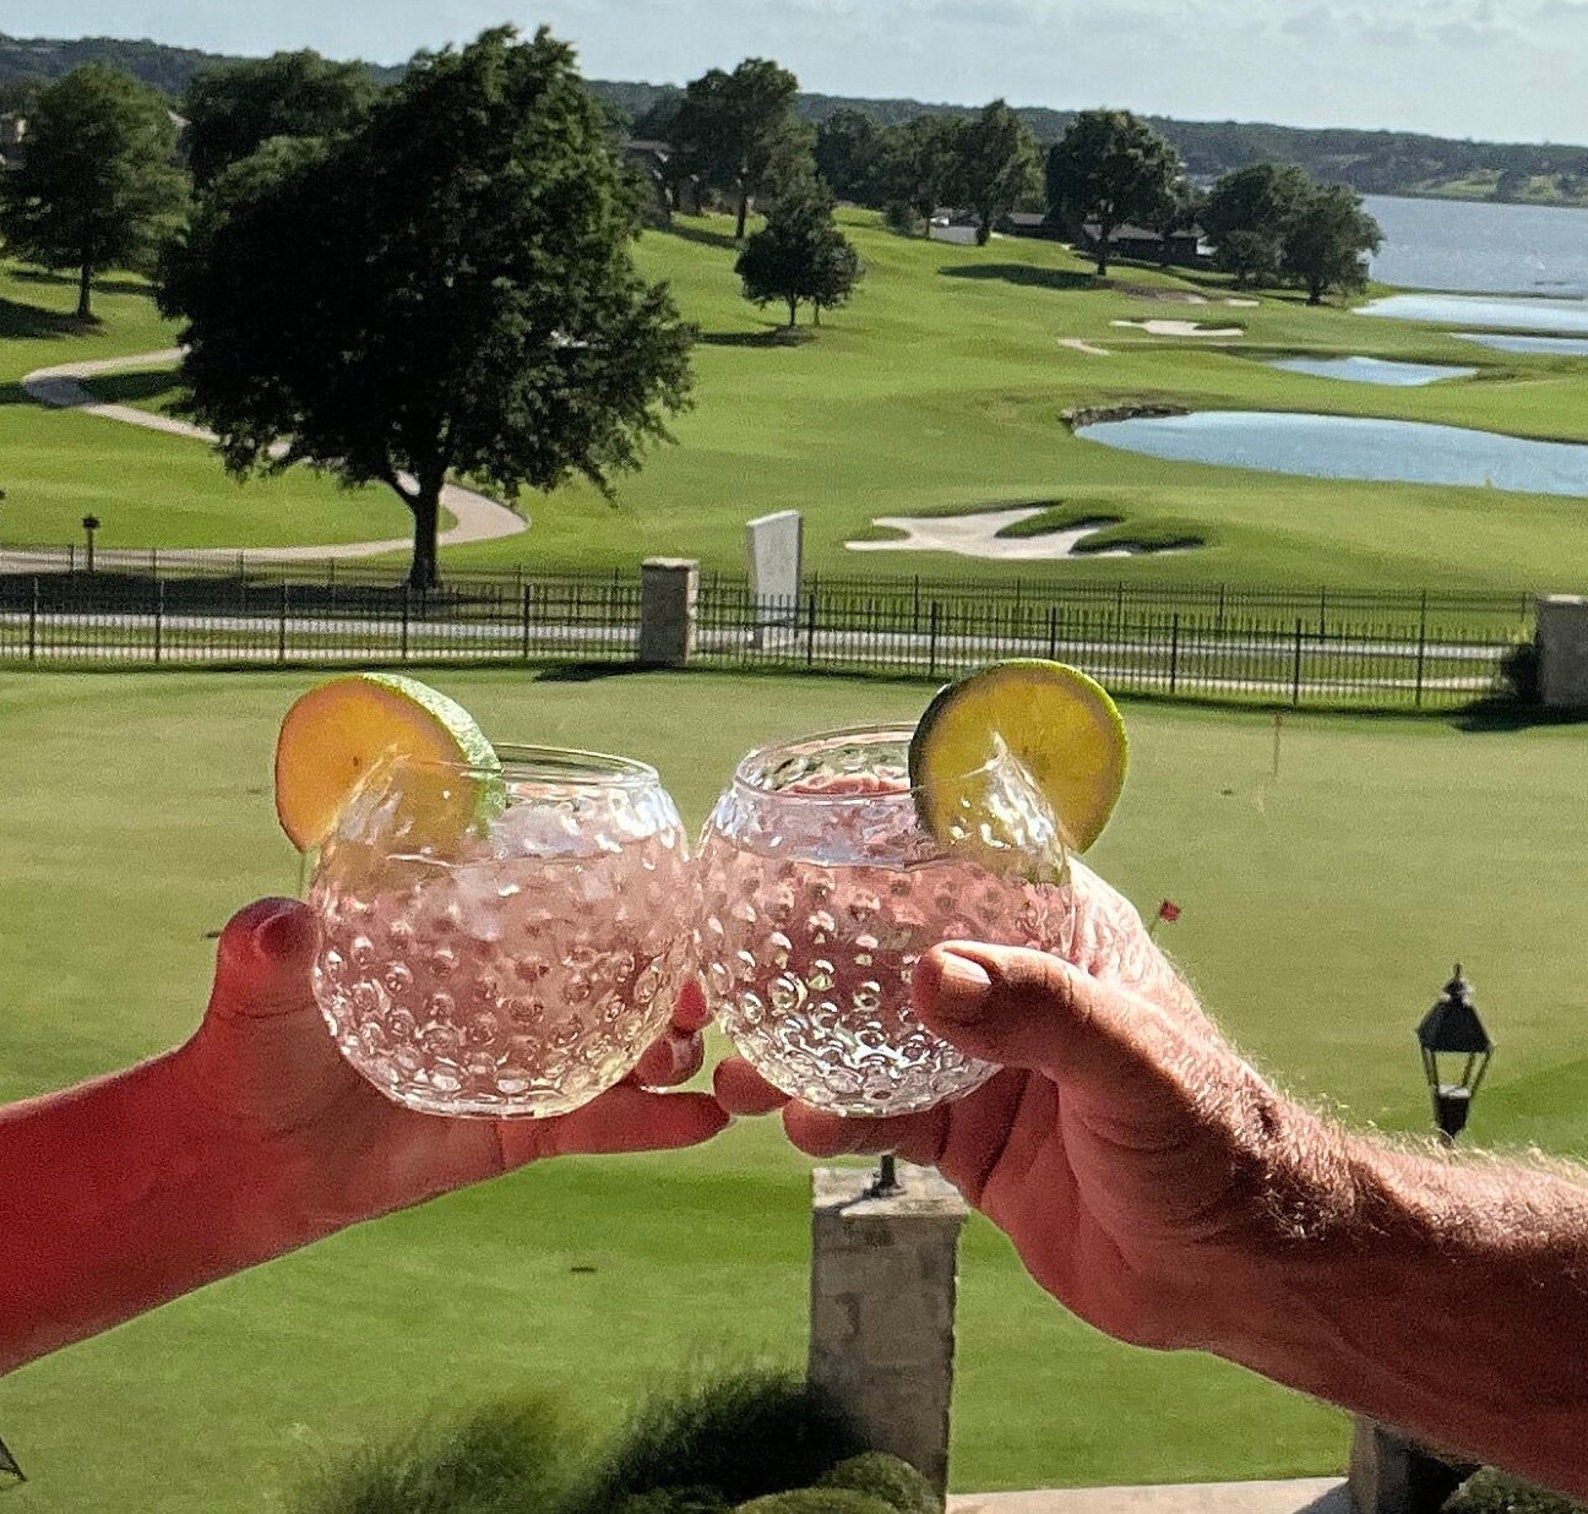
253, 905, 313, 962
932, 950, 993, 1021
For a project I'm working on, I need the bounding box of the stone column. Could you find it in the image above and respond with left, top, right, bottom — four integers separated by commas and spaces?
1348, 1417, 1471, 1514
638, 557, 698, 667
1536, 594, 1588, 709
808, 1163, 971, 1499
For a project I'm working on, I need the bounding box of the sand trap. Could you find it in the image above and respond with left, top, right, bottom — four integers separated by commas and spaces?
1110, 319, 1244, 337
1058, 337, 1112, 356
1224, 298, 1261, 307
846, 507, 1193, 562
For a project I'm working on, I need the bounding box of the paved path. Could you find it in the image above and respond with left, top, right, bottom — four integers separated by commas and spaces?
951, 1478, 1351, 1514
17, 350, 529, 566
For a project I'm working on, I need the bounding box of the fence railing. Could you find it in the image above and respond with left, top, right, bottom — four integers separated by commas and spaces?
0, 559, 1531, 711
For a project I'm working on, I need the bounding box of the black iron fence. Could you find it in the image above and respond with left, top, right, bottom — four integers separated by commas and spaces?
0, 557, 1531, 712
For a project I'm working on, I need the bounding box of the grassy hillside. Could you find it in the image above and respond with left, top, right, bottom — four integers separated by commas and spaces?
4, 668, 1586, 1508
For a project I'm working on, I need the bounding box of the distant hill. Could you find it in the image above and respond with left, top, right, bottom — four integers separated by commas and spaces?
5, 31, 1588, 207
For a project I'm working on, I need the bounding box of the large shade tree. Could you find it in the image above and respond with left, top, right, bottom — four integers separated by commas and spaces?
1283, 183, 1382, 303
955, 99, 1041, 245
1201, 162, 1313, 286
159, 27, 694, 589
673, 58, 801, 239
874, 114, 969, 235
180, 50, 375, 189
1045, 109, 1179, 276
0, 64, 185, 318
735, 177, 862, 328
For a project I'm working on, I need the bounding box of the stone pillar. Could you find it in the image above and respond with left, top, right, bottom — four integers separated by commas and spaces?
1536, 595, 1588, 709
808, 1163, 970, 1499
638, 557, 698, 667
1348, 1417, 1471, 1514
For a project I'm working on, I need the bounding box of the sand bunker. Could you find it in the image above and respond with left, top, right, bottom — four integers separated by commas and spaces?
1058, 337, 1112, 356
1224, 298, 1261, 307
1111, 319, 1244, 337
846, 507, 1193, 562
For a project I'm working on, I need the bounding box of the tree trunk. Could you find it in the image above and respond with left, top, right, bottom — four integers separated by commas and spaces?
736, 186, 750, 241
1095, 221, 1111, 278
813, 303, 822, 327
1308, 280, 1324, 306
407, 482, 442, 590
77, 263, 93, 320
787, 296, 798, 328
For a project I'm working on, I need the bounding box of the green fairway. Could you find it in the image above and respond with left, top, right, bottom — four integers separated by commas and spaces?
8, 219, 1588, 588
3, 667, 1586, 1508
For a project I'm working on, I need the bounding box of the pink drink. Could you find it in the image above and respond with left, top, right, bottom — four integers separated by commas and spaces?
696, 727, 1077, 1116
311, 747, 691, 1118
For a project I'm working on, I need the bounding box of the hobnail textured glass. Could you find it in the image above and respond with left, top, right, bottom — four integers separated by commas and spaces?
695, 726, 1077, 1117
311, 745, 691, 1118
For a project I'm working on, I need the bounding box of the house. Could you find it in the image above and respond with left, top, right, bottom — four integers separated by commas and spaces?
1079, 220, 1211, 268
997, 210, 1064, 240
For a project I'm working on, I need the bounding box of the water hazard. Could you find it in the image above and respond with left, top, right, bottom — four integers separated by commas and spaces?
1266, 355, 1475, 386
1358, 292, 1588, 333
1077, 410, 1588, 497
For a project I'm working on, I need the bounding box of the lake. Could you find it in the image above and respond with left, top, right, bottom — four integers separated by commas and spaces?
1077, 411, 1588, 497
1364, 194, 1588, 295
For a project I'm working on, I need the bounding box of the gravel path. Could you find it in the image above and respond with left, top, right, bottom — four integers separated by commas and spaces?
19, 350, 529, 564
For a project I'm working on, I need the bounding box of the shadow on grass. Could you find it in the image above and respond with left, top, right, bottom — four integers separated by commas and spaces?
658, 219, 742, 252
939, 261, 1101, 293
534, 662, 651, 684
697, 327, 809, 349
1451, 698, 1588, 733
12, 268, 152, 298
0, 297, 97, 341
80, 370, 185, 407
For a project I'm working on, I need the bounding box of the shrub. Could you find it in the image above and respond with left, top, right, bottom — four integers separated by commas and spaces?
1446, 1469, 1584, 1514
737, 1491, 898, 1514
815, 1455, 935, 1514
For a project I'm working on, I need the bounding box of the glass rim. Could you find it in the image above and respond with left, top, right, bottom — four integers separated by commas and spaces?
372, 742, 662, 788
732, 723, 1003, 804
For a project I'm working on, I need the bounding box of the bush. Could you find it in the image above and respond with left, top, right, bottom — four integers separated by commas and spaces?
1446, 1469, 1584, 1514
816, 1455, 935, 1514
882, 200, 920, 236
738, 1492, 898, 1514
576, 1366, 866, 1510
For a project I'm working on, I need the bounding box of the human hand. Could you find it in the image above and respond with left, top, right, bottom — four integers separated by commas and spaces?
176, 897, 728, 1252
716, 864, 1350, 1355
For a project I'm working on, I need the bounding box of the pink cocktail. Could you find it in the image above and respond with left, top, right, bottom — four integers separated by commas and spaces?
695, 726, 1077, 1116
311, 746, 691, 1117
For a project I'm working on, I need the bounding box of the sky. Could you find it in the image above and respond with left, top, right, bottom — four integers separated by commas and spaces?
9, 0, 1588, 145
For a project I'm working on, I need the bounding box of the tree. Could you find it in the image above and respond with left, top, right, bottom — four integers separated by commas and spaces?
180, 50, 375, 189
734, 179, 862, 328
954, 99, 1040, 245
1143, 177, 1204, 268
1202, 162, 1312, 286
1282, 183, 1382, 304
873, 114, 969, 235
159, 27, 694, 590
814, 108, 881, 203
0, 64, 186, 319
1045, 109, 1179, 276
672, 58, 800, 239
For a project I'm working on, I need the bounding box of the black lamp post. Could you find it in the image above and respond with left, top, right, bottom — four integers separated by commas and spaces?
81, 514, 100, 574
1416, 965, 1493, 1145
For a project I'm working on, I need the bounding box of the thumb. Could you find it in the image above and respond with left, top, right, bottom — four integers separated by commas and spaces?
206, 897, 321, 1022
913, 941, 1192, 1103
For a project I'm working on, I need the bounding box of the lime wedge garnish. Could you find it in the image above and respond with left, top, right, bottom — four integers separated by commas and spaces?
274, 672, 500, 852
908, 659, 1128, 857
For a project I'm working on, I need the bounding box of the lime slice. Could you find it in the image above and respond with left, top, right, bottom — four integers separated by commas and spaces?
908, 659, 1127, 856
274, 672, 499, 851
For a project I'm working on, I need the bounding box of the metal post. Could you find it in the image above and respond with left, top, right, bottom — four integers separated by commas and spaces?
1046, 604, 1058, 660
401, 588, 410, 661
928, 600, 941, 679
28, 576, 38, 662
1292, 617, 1304, 708
153, 578, 164, 665
1169, 612, 1180, 693
1414, 619, 1427, 709
805, 590, 817, 666
521, 583, 533, 660
278, 583, 289, 663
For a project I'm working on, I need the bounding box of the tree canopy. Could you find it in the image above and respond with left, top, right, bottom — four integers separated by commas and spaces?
873, 113, 968, 234
180, 50, 375, 188
1201, 162, 1313, 285
159, 26, 694, 588
735, 177, 862, 328
954, 99, 1041, 244
672, 58, 801, 239
0, 63, 185, 317
1282, 183, 1382, 303
1045, 109, 1179, 275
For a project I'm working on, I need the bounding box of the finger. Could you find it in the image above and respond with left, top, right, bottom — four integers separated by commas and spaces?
513, 1087, 729, 1161
781, 1100, 950, 1167
669, 977, 713, 1035
713, 1056, 790, 1116
206, 898, 320, 1023
628, 1030, 705, 1090
914, 942, 1192, 1102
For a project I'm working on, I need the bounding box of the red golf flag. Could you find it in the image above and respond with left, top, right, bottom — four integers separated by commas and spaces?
1157, 900, 1182, 923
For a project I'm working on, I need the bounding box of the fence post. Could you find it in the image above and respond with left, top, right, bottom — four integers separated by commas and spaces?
928, 601, 941, 679
1414, 619, 1427, 709
1170, 612, 1180, 694
805, 588, 818, 667
521, 583, 533, 660
401, 588, 411, 662
28, 576, 38, 662
1319, 586, 1328, 638
278, 583, 289, 663
1216, 583, 1226, 633
153, 579, 164, 665
1046, 605, 1058, 660
912, 576, 921, 636
1292, 617, 1304, 708
638, 558, 699, 667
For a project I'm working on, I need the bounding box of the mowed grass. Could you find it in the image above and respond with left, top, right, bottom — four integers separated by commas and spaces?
8, 217, 1588, 586
0, 268, 438, 551
3, 668, 1587, 1509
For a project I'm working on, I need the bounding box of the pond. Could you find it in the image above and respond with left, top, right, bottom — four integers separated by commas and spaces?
1357, 293, 1588, 333
1456, 332, 1588, 356
1266, 355, 1475, 386
1076, 410, 1588, 497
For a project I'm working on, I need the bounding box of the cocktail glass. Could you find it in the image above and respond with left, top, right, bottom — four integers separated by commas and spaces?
695, 725, 1076, 1117
310, 745, 692, 1117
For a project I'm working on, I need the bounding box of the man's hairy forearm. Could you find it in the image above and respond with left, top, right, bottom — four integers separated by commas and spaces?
1222, 1126, 1588, 1493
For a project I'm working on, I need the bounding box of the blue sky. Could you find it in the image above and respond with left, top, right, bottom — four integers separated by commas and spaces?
9, 0, 1588, 144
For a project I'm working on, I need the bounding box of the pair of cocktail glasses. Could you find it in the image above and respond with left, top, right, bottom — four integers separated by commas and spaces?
310, 727, 1077, 1121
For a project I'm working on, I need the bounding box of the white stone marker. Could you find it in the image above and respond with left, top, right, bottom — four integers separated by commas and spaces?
809, 1163, 971, 1498
746, 510, 802, 648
